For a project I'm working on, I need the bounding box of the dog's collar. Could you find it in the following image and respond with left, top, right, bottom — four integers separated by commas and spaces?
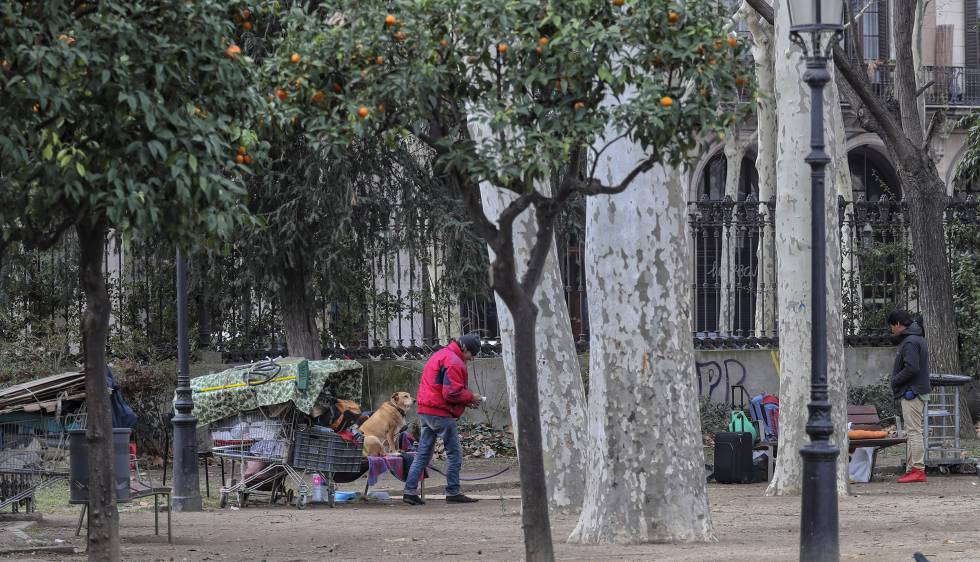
393, 404, 407, 416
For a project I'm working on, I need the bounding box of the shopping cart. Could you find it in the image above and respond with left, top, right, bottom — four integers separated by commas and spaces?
0, 408, 87, 513
212, 407, 308, 509
291, 426, 363, 507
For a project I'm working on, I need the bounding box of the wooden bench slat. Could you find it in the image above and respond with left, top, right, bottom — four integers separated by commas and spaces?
847, 414, 882, 425
847, 405, 878, 415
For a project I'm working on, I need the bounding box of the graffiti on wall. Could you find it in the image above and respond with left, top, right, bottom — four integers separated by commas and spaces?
696, 359, 747, 404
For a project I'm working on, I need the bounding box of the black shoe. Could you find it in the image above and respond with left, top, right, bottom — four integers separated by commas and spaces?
445, 494, 479, 503
402, 494, 425, 506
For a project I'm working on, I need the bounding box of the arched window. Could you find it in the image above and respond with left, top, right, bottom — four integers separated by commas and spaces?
692, 152, 767, 338
848, 146, 902, 200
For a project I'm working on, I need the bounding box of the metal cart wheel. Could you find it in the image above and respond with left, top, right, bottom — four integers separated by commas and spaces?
219, 491, 229, 508
939, 465, 950, 475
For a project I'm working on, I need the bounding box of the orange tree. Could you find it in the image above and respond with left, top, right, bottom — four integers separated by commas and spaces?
0, 2, 257, 560
268, 0, 750, 558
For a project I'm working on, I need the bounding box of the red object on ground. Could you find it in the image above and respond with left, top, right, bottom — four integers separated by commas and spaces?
897, 468, 927, 483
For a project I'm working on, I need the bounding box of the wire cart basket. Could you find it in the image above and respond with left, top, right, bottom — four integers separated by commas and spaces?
0, 408, 87, 513
922, 373, 978, 473
291, 426, 363, 507
211, 407, 308, 509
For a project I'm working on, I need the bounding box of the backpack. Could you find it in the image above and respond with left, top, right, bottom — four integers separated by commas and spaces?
727, 410, 758, 442
749, 393, 780, 441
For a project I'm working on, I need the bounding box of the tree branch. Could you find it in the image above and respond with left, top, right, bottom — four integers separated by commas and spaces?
520, 200, 558, 294
743, 0, 773, 25
915, 80, 936, 99
575, 152, 660, 197
922, 108, 945, 152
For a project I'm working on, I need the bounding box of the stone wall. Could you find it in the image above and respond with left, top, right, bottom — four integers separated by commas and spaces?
358, 347, 898, 428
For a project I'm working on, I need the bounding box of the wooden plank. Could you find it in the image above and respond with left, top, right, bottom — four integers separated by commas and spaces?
847, 414, 882, 425
847, 405, 878, 415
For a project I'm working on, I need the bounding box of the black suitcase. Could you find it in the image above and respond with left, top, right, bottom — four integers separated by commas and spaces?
713, 431, 754, 484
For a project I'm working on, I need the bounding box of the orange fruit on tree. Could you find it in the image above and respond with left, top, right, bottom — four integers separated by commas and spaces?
358, 106, 369, 118
224, 44, 242, 58
291, 53, 301, 63
727, 36, 738, 47
243, 155, 253, 165
497, 42, 508, 54
312, 90, 325, 103
660, 96, 673, 107
243, 21, 253, 31
385, 14, 397, 26
612, 0, 625, 6
235, 154, 245, 164
668, 11, 680, 24
535, 47, 542, 55
574, 101, 585, 110
376, 56, 384, 64
238, 146, 247, 156
538, 37, 549, 46
275, 88, 288, 101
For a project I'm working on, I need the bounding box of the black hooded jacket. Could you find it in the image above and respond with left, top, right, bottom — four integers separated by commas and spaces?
890, 322, 930, 399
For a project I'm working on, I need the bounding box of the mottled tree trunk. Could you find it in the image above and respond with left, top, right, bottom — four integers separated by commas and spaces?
766, 0, 848, 497
481, 181, 588, 512
718, 133, 745, 334
278, 263, 322, 359
740, 4, 778, 337
77, 219, 120, 562
569, 146, 712, 543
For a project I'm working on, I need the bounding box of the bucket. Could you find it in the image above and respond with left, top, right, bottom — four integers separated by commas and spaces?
69, 428, 132, 504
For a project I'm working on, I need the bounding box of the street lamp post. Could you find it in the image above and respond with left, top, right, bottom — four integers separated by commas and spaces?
172, 248, 202, 511
786, 1, 844, 561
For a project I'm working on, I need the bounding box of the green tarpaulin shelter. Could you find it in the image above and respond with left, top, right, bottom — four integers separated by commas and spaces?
189, 359, 362, 426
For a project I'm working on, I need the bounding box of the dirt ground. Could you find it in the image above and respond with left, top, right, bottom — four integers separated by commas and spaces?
2, 457, 979, 562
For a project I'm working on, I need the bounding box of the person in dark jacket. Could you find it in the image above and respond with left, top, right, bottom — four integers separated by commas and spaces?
402, 334, 483, 505
887, 310, 930, 483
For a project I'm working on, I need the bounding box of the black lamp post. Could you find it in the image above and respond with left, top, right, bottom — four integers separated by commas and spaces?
172, 248, 202, 511
786, 1, 844, 561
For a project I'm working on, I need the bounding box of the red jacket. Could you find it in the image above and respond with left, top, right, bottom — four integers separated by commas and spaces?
416, 341, 474, 418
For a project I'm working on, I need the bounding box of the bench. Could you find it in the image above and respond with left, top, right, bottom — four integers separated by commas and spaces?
751, 405, 906, 482
847, 405, 906, 480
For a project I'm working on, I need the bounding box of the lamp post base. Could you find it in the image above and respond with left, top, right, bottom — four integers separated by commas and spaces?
799, 441, 840, 562
170, 414, 202, 512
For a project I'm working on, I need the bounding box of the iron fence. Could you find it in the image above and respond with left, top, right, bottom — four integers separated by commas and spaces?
2, 197, 977, 359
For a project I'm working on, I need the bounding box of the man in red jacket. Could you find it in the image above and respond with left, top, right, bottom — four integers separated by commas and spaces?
402, 334, 483, 505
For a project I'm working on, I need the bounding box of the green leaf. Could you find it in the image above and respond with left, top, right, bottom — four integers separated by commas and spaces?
75, 162, 87, 177
188, 153, 198, 173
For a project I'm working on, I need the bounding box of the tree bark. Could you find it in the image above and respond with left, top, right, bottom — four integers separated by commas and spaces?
739, 3, 778, 337
569, 148, 712, 544
77, 218, 121, 562
496, 288, 555, 561
480, 181, 588, 512
766, 0, 849, 497
278, 263, 322, 359
719, 133, 745, 334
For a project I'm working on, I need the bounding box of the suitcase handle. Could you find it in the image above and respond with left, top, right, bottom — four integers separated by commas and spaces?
731, 385, 750, 410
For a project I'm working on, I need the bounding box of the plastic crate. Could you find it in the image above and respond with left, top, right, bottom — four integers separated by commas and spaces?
291, 426, 362, 473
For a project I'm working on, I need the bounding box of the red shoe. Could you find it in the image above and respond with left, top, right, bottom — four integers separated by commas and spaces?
897, 468, 927, 483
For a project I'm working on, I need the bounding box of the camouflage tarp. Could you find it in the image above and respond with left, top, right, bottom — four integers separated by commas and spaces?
189, 359, 362, 426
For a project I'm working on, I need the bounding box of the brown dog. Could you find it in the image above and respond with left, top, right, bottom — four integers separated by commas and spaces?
359, 392, 413, 457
